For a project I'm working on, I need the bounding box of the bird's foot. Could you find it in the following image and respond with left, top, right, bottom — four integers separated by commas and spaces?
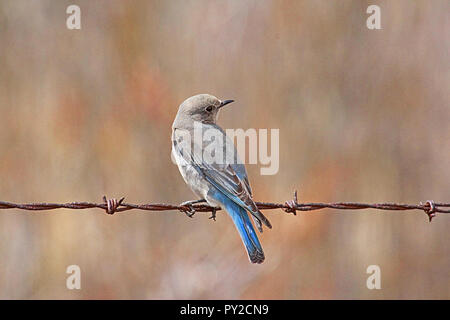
179, 199, 206, 218
183, 206, 196, 218
208, 208, 217, 221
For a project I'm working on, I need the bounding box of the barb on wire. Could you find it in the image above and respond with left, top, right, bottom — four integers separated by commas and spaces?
0, 190, 448, 222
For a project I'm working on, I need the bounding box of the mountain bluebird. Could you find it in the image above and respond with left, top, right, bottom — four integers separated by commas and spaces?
172, 94, 272, 263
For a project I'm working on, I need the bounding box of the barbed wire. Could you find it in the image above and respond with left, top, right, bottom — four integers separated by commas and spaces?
0, 191, 448, 222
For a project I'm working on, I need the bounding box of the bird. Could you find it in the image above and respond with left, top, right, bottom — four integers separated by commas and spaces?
171, 94, 272, 264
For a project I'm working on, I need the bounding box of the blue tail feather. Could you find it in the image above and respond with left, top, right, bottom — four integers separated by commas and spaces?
218, 195, 265, 264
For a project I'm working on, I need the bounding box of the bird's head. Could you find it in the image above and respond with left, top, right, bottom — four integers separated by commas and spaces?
173, 94, 234, 128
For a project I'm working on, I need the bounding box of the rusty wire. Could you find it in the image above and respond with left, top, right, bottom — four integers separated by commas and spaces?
0, 191, 448, 222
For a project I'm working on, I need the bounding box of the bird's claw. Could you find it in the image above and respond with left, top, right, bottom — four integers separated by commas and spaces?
180, 200, 205, 218
209, 208, 217, 221
181, 203, 196, 218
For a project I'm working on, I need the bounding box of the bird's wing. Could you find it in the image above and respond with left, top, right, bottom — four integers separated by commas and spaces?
173, 128, 271, 231
232, 162, 253, 196
224, 138, 265, 231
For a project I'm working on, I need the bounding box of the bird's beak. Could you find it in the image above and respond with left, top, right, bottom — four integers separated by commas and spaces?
219, 99, 234, 108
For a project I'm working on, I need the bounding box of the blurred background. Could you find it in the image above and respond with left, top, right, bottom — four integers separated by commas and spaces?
0, 0, 448, 299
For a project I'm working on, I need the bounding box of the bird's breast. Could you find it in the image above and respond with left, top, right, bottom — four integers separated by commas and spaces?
172, 144, 211, 200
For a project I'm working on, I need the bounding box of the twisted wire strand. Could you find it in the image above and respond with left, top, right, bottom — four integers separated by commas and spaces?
0, 191, 448, 222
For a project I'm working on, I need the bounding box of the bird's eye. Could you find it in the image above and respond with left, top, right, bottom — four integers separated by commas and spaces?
205, 106, 213, 112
